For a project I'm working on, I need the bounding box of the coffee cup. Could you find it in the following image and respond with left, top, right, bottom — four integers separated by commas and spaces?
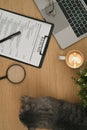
58, 50, 84, 69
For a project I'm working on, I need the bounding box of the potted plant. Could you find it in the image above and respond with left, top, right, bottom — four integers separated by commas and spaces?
73, 62, 87, 108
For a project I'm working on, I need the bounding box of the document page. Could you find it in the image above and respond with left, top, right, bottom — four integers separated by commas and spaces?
0, 9, 53, 67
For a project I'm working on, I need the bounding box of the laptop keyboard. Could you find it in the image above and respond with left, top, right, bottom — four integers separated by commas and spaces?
56, 0, 87, 37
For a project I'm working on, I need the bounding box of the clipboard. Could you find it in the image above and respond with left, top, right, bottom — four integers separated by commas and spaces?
0, 8, 54, 68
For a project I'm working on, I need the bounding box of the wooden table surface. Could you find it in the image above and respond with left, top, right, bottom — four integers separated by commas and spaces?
0, 0, 87, 130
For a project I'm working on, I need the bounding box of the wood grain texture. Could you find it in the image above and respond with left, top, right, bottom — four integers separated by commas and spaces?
0, 0, 87, 130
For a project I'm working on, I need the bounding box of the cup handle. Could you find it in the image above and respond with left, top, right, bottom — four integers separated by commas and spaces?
58, 56, 66, 60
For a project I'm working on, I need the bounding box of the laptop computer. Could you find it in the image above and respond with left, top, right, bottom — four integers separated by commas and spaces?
34, 0, 87, 49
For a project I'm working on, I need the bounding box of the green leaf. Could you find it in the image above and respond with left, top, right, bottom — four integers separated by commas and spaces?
73, 62, 87, 107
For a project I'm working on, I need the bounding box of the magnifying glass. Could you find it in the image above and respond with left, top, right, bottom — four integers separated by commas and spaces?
0, 64, 26, 84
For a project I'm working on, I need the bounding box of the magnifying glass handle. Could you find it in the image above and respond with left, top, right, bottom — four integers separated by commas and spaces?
0, 76, 6, 80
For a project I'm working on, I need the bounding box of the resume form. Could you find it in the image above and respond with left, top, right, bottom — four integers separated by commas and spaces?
0, 8, 53, 67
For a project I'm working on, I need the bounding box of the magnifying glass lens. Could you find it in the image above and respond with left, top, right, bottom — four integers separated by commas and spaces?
7, 65, 26, 84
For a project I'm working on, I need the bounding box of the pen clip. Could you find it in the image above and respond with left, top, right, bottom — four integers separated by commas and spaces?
40, 36, 48, 55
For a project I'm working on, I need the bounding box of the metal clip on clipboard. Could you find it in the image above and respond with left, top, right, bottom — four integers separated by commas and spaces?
40, 36, 48, 55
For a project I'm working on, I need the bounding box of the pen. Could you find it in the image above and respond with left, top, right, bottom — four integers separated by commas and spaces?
0, 31, 21, 43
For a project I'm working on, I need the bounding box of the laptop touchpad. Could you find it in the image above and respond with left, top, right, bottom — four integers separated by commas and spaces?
41, 2, 69, 34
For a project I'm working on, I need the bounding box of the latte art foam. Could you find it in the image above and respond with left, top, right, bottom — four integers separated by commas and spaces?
66, 51, 84, 68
